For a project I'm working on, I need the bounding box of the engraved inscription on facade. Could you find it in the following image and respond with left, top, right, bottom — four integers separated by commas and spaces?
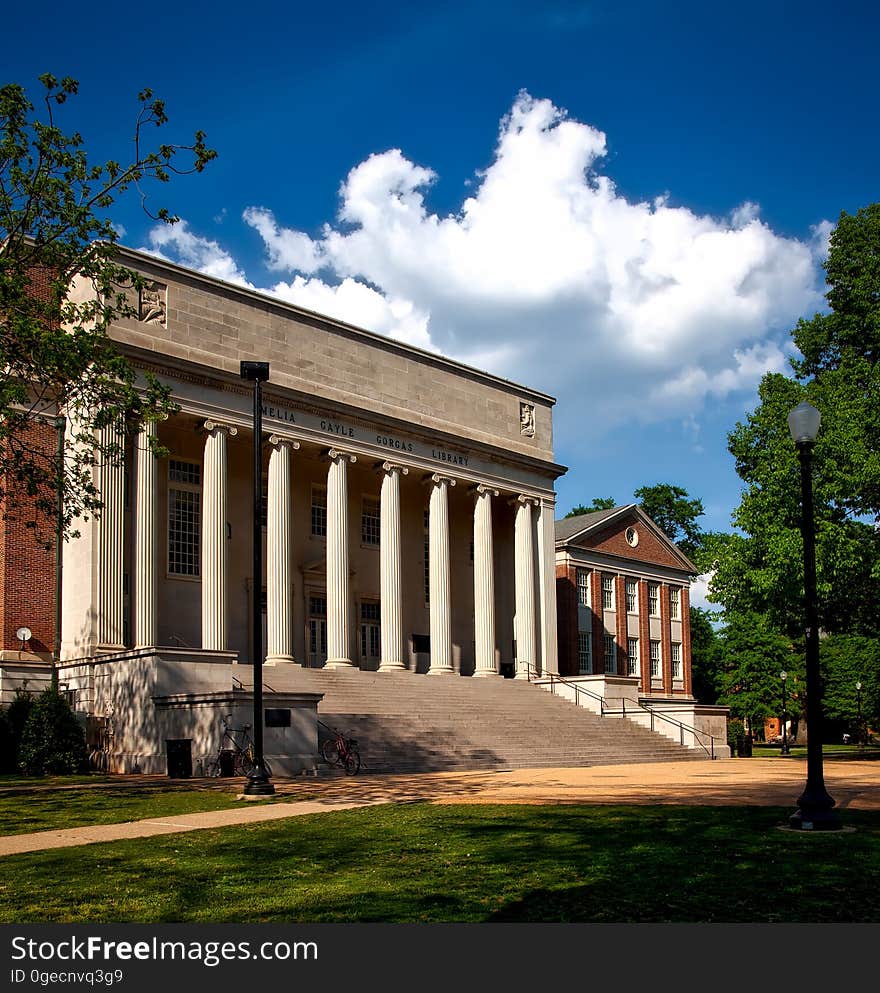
139, 280, 167, 326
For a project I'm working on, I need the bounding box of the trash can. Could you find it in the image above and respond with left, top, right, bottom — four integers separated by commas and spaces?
219, 748, 236, 777
166, 738, 193, 778
735, 734, 753, 758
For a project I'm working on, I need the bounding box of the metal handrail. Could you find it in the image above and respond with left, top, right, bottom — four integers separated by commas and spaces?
524, 662, 720, 759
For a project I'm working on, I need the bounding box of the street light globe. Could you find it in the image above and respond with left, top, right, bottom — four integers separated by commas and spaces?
781, 670, 787, 681
856, 681, 862, 691
788, 401, 822, 444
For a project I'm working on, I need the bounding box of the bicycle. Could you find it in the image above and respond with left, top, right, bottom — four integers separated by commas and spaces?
206, 714, 273, 777
320, 726, 361, 775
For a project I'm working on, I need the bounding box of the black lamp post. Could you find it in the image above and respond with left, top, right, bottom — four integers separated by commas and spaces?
780, 670, 791, 756
240, 360, 274, 796
856, 680, 863, 752
787, 401, 839, 830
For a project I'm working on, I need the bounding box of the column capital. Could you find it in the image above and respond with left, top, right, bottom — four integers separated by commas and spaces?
327, 448, 357, 464
203, 420, 238, 437
512, 493, 540, 507
428, 473, 456, 487
379, 461, 410, 476
472, 483, 499, 497
268, 434, 301, 450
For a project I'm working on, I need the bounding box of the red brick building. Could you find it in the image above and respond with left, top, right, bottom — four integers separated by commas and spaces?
555, 504, 696, 700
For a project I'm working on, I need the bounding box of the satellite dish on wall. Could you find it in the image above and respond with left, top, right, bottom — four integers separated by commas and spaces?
16, 626, 32, 643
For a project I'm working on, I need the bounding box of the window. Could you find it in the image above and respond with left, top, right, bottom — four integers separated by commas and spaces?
361, 496, 380, 545
627, 638, 639, 677
671, 642, 682, 681
577, 568, 590, 606
602, 574, 615, 610
578, 632, 591, 673
670, 587, 681, 620
650, 640, 661, 679
648, 582, 659, 616
168, 460, 200, 577
311, 485, 327, 537
603, 633, 616, 674
625, 578, 638, 613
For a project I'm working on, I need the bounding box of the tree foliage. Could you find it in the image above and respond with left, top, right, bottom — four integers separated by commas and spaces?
689, 605, 720, 704
715, 614, 802, 736
702, 204, 880, 638
0, 74, 216, 536
18, 688, 88, 774
633, 483, 704, 559
564, 497, 616, 517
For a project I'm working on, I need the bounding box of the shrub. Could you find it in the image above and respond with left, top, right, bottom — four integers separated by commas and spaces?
18, 689, 88, 775
1, 687, 35, 772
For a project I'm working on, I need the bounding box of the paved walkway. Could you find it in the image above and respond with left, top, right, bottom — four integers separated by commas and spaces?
2, 757, 878, 857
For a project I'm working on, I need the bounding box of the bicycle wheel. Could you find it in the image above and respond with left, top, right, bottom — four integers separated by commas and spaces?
205, 755, 222, 778
321, 738, 341, 766
344, 749, 360, 775
234, 748, 254, 776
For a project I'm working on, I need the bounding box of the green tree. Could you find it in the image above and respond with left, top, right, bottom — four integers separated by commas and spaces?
819, 634, 880, 738
0, 73, 216, 535
689, 605, 720, 704
18, 688, 88, 774
702, 204, 880, 638
634, 483, 705, 559
715, 614, 801, 739
564, 497, 616, 518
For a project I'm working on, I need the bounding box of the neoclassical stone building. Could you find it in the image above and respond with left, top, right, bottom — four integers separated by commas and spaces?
2, 247, 567, 772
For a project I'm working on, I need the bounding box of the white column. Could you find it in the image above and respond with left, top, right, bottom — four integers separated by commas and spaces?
514, 495, 539, 679
201, 420, 237, 651
95, 422, 126, 650
266, 435, 300, 665
473, 484, 499, 677
379, 462, 409, 672
537, 496, 559, 675
325, 448, 357, 668
428, 474, 455, 675
133, 420, 158, 648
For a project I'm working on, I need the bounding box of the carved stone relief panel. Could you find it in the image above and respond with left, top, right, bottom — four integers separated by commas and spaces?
519, 401, 535, 437
139, 280, 167, 326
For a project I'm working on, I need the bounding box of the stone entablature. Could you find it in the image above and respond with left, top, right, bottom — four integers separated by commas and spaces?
106, 246, 557, 463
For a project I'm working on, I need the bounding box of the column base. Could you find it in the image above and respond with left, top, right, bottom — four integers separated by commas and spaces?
473, 669, 500, 678
265, 655, 301, 667
428, 666, 455, 676
514, 669, 531, 680
378, 660, 407, 672
324, 658, 356, 669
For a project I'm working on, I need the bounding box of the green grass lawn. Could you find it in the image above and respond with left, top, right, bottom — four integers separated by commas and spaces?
751, 744, 880, 760
0, 782, 254, 835
1, 802, 877, 923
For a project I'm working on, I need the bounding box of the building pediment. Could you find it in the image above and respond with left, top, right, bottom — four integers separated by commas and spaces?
556, 505, 696, 574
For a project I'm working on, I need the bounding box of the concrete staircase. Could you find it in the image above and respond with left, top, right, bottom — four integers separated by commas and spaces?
254, 667, 705, 773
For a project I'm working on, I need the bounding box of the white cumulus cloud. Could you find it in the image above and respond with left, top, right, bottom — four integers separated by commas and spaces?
141, 92, 828, 458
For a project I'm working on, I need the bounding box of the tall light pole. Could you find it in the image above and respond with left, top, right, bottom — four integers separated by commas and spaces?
787, 401, 839, 830
240, 361, 274, 796
780, 670, 791, 756
856, 680, 863, 752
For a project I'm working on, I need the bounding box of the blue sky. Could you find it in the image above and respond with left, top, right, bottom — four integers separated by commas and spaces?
7, 1, 878, 565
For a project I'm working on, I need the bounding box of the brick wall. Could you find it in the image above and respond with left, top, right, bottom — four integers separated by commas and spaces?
660, 582, 673, 694
591, 569, 604, 676
0, 420, 58, 654
615, 574, 627, 676
555, 562, 578, 677
681, 585, 692, 696
638, 580, 650, 694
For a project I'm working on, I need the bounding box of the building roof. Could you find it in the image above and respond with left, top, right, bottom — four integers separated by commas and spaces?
555, 504, 698, 574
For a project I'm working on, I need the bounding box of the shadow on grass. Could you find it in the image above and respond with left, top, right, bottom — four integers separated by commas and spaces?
2, 803, 879, 923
